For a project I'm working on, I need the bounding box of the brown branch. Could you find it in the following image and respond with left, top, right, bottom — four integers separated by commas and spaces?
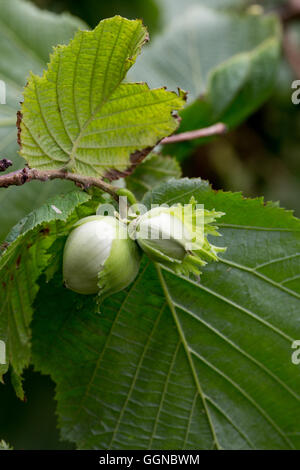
283, 34, 300, 79
161, 123, 227, 145
279, 0, 300, 79
0, 124, 227, 192
0, 168, 119, 200
280, 0, 300, 23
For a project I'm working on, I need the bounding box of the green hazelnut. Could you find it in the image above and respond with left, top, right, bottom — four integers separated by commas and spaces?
63, 215, 141, 297
132, 198, 226, 276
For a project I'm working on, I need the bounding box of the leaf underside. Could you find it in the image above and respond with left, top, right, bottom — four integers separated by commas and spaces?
19, 16, 186, 179
31, 179, 300, 450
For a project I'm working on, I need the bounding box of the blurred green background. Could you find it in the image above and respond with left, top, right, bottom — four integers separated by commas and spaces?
0, 0, 299, 449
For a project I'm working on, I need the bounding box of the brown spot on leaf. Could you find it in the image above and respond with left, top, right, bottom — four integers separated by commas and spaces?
40, 227, 50, 236
104, 167, 132, 181
180, 89, 188, 102
103, 146, 155, 181
16, 255, 21, 268
130, 146, 154, 164
103, 88, 184, 181
16, 110, 23, 148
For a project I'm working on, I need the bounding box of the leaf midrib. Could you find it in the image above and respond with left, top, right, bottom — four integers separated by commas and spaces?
161, 265, 294, 343
155, 263, 221, 450
68, 19, 127, 168
108, 301, 168, 450
157, 264, 297, 450
172, 300, 300, 402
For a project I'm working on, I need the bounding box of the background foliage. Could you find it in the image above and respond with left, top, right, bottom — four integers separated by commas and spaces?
0, 0, 299, 449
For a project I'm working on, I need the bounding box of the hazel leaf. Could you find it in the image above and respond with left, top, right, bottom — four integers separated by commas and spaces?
31, 179, 300, 450
18, 16, 186, 179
